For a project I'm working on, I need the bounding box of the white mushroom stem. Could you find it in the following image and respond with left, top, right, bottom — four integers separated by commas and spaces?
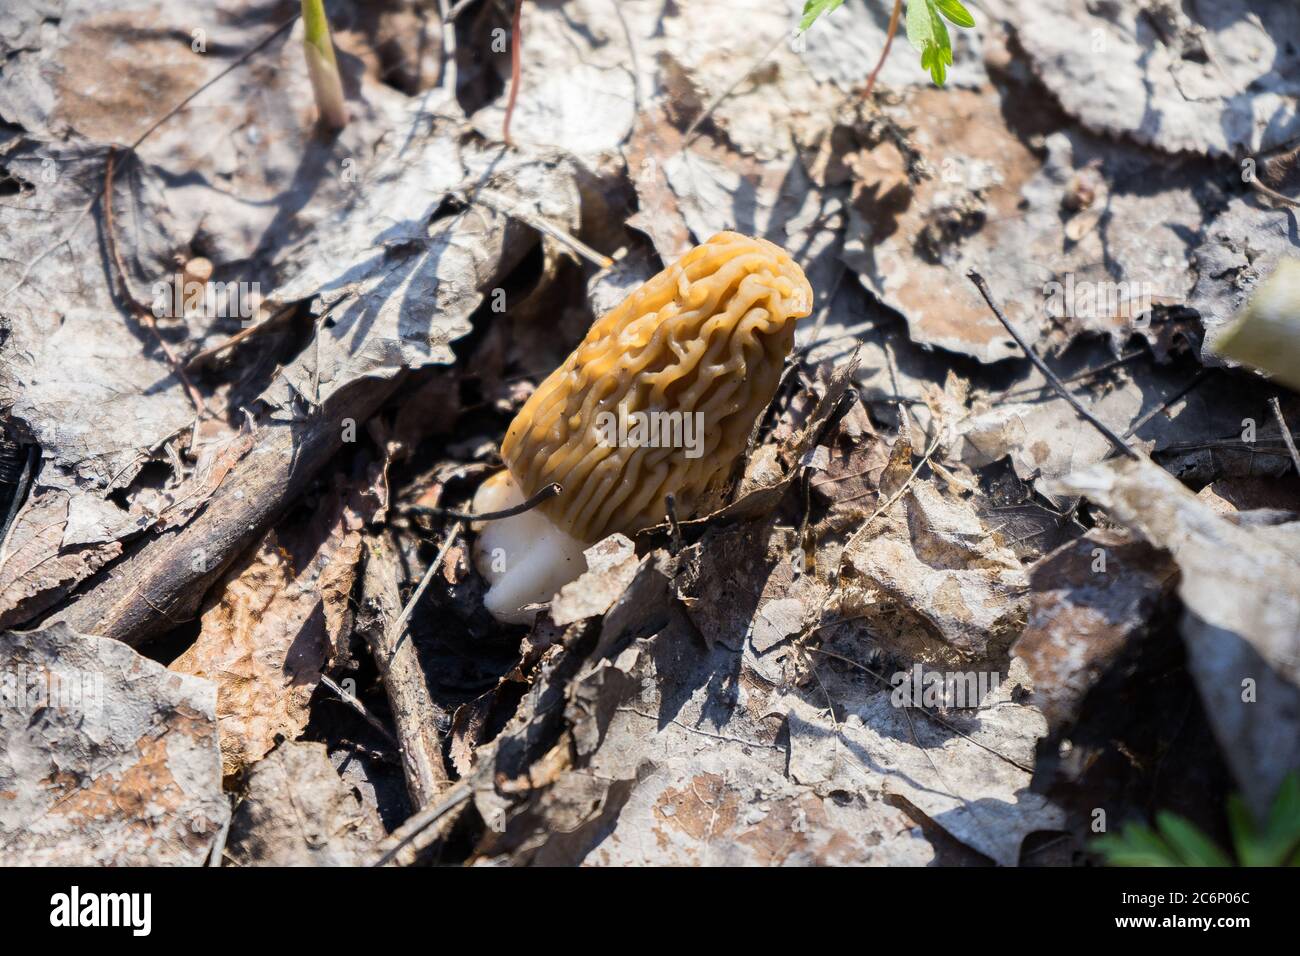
471, 470, 589, 624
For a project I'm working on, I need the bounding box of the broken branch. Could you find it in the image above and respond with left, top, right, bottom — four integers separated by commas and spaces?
967, 269, 1138, 460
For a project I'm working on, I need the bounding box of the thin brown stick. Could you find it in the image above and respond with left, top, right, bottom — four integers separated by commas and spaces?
503, 0, 524, 145
807, 660, 841, 776
183, 303, 297, 369
358, 529, 451, 807
319, 674, 400, 747
895, 689, 1004, 856
410, 481, 561, 522
967, 270, 1137, 460
1269, 396, 1300, 476
836, 428, 941, 508
130, 16, 299, 151
995, 348, 1146, 401
610, 0, 643, 109
390, 521, 463, 653
1249, 176, 1300, 209
683, 31, 786, 147
806, 647, 1034, 773
206, 796, 234, 867
468, 189, 612, 267
1123, 370, 1207, 438
370, 781, 472, 866
863, 0, 903, 101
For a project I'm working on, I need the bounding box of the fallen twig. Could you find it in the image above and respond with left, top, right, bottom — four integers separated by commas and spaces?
410, 481, 561, 522
967, 270, 1138, 460
390, 522, 464, 656
130, 15, 299, 151
370, 780, 472, 866
610, 0, 643, 110
805, 647, 1034, 773
469, 189, 612, 267
1269, 396, 1300, 476
1123, 370, 1208, 438
503, 0, 524, 145
359, 530, 451, 809
46, 375, 405, 645
206, 795, 235, 867
836, 428, 942, 510
683, 31, 786, 147
994, 348, 1146, 401
183, 303, 297, 370
319, 674, 400, 748
1248, 176, 1300, 209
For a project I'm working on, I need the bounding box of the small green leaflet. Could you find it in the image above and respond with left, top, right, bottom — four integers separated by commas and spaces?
907, 0, 976, 85
798, 0, 846, 33
799, 0, 976, 87
1095, 772, 1300, 867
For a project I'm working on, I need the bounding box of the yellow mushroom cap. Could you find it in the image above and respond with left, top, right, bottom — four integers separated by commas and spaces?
501, 231, 813, 542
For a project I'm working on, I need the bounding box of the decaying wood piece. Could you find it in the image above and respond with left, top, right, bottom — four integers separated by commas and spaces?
356, 529, 450, 808
45, 211, 539, 648
46, 377, 398, 646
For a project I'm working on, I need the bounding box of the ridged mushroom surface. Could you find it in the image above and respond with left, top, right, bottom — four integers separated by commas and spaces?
501, 231, 813, 541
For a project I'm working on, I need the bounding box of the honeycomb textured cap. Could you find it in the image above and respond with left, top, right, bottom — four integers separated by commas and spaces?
501, 231, 813, 541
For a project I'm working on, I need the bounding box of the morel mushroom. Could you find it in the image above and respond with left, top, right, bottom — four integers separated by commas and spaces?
473, 231, 813, 623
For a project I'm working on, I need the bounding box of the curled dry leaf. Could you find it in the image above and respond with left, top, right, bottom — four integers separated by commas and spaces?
259, 125, 585, 412
548, 534, 640, 627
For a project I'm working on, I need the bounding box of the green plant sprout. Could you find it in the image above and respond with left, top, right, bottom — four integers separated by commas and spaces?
302, 0, 348, 130
1095, 772, 1300, 866
799, 0, 976, 86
